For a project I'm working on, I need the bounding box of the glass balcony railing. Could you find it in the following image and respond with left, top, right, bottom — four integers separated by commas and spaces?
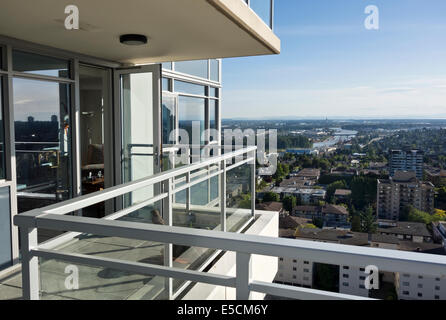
243, 0, 274, 29
15, 146, 258, 300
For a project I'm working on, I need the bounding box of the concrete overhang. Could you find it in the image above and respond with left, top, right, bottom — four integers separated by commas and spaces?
0, 0, 280, 65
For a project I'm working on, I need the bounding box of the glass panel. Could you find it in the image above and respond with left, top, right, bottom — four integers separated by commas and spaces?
162, 93, 177, 145
0, 47, 3, 70
13, 78, 72, 217
210, 59, 219, 82
79, 65, 110, 218
161, 62, 172, 70
174, 60, 208, 79
162, 77, 170, 92
210, 87, 219, 98
174, 80, 205, 96
209, 100, 218, 143
178, 96, 205, 146
0, 187, 11, 270
39, 257, 169, 300
0, 76, 5, 179
13, 50, 70, 78
226, 162, 253, 232
120, 72, 158, 208
250, 0, 272, 28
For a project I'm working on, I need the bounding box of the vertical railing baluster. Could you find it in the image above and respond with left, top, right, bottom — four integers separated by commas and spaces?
220, 159, 227, 232
20, 227, 39, 300
236, 252, 252, 300
163, 178, 173, 300
251, 150, 256, 217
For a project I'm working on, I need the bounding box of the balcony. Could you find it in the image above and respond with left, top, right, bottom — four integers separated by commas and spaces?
7, 146, 446, 300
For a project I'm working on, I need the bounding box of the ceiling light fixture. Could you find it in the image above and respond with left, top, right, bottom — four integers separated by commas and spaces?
119, 34, 148, 46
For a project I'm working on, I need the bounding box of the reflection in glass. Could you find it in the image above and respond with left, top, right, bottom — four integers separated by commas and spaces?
174, 80, 205, 96
13, 50, 70, 78
79, 65, 110, 218
0, 77, 5, 179
162, 77, 170, 92
175, 60, 208, 79
13, 78, 72, 216
178, 96, 205, 146
162, 93, 177, 145
0, 187, 11, 270
210, 59, 219, 82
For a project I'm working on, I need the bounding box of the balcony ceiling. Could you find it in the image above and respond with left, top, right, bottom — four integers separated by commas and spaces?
0, 0, 280, 65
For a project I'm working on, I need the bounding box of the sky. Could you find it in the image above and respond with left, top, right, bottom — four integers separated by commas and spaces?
222, 0, 446, 119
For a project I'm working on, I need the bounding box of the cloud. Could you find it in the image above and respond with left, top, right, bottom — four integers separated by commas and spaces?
222, 78, 446, 118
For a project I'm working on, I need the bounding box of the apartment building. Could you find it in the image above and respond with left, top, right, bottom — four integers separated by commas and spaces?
377, 171, 435, 220
293, 204, 350, 229
389, 149, 424, 179
275, 228, 400, 298
276, 225, 446, 300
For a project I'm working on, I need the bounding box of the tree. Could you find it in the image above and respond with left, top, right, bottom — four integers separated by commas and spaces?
282, 195, 296, 213
351, 215, 361, 232
325, 180, 347, 202
263, 192, 280, 202
350, 176, 377, 210
360, 206, 377, 234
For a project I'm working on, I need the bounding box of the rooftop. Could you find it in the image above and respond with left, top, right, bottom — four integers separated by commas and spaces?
334, 189, 352, 197
377, 221, 432, 237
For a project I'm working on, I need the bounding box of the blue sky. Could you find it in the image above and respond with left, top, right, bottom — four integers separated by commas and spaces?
222, 0, 446, 119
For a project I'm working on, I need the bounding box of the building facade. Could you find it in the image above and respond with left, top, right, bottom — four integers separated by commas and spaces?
389, 149, 424, 179
377, 172, 435, 220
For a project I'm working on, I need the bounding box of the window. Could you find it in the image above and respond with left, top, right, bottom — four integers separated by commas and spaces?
210, 87, 219, 98
209, 99, 218, 141
403, 282, 410, 286
435, 286, 440, 290
403, 291, 409, 295
418, 275, 423, 279
303, 269, 309, 273
292, 275, 296, 279
417, 293, 423, 297
0, 187, 12, 270
343, 274, 349, 278
360, 268, 365, 272
13, 78, 72, 214
304, 261, 309, 265
417, 284, 423, 289
403, 274, 410, 278
174, 80, 206, 96
178, 96, 205, 146
175, 60, 208, 79
162, 62, 172, 70
343, 266, 350, 270
162, 78, 171, 92
279, 257, 283, 261
210, 60, 219, 82
0, 77, 5, 180
292, 259, 297, 263
360, 276, 366, 280
13, 50, 70, 78
292, 267, 297, 271
303, 277, 309, 281
435, 295, 440, 300
359, 285, 365, 289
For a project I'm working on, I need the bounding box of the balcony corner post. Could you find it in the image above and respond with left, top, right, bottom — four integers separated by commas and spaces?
236, 252, 252, 300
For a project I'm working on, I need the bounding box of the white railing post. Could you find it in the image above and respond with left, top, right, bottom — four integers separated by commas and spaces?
186, 172, 191, 215
220, 159, 227, 232
236, 252, 252, 300
163, 178, 173, 300
251, 150, 256, 217
20, 227, 40, 300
